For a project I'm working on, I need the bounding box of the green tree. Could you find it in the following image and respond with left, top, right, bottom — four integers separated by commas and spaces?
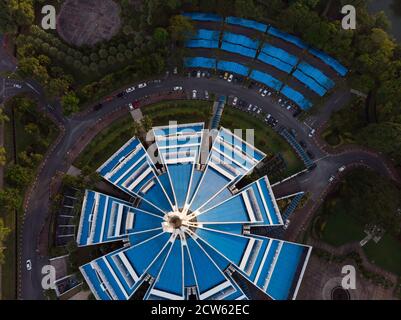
168, 15, 195, 43
0, 218, 11, 264
0, 188, 23, 212
18, 57, 49, 84
153, 27, 169, 47
11, 0, 35, 25
0, 108, 10, 124
61, 92, 80, 115
0, 147, 6, 167
5, 164, 33, 188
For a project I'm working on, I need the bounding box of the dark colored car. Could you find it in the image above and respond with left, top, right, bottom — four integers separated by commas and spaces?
93, 103, 103, 111
306, 150, 315, 159
299, 140, 307, 148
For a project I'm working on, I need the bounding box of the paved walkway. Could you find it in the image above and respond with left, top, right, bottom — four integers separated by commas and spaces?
308, 238, 399, 286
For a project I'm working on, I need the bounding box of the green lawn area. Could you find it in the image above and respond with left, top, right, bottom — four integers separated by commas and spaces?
141, 100, 212, 126
75, 100, 303, 179
74, 100, 213, 171
363, 234, 401, 276
221, 107, 304, 175
74, 116, 135, 172
321, 210, 366, 247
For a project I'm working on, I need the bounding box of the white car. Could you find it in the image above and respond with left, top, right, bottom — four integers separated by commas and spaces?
261, 89, 268, 97
328, 175, 335, 183
196, 71, 201, 78
26, 260, 32, 271
227, 74, 234, 82
338, 166, 346, 172
13, 84, 22, 89
173, 67, 178, 74
286, 105, 292, 110
128, 103, 134, 111
232, 97, 238, 106
173, 86, 183, 91
125, 86, 135, 93
204, 91, 209, 100
192, 90, 197, 99
247, 104, 253, 112
308, 129, 316, 138
137, 83, 147, 89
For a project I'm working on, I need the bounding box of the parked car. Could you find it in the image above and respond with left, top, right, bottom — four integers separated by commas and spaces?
224, 72, 229, 80
13, 84, 22, 89
192, 90, 197, 99
328, 175, 335, 183
308, 129, 316, 138
306, 150, 315, 159
232, 97, 238, 106
338, 166, 346, 172
204, 90, 209, 100
173, 86, 183, 91
128, 103, 134, 111
293, 109, 302, 118
239, 99, 246, 108
117, 91, 126, 98
299, 140, 307, 148
93, 103, 103, 111
196, 70, 201, 78
137, 83, 147, 89
261, 89, 268, 97
228, 74, 234, 82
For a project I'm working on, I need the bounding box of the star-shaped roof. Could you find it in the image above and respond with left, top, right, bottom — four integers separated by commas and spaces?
77, 123, 312, 300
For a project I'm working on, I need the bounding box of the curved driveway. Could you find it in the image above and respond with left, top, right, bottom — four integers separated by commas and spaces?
0, 74, 396, 299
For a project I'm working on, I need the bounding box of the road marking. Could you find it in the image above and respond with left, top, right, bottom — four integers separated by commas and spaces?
314, 155, 330, 163
25, 82, 39, 94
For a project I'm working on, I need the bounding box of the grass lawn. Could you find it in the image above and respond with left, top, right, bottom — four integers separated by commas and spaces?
75, 100, 303, 179
363, 234, 401, 276
321, 209, 366, 247
142, 100, 212, 126
74, 116, 134, 172
221, 107, 304, 175
74, 100, 213, 171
